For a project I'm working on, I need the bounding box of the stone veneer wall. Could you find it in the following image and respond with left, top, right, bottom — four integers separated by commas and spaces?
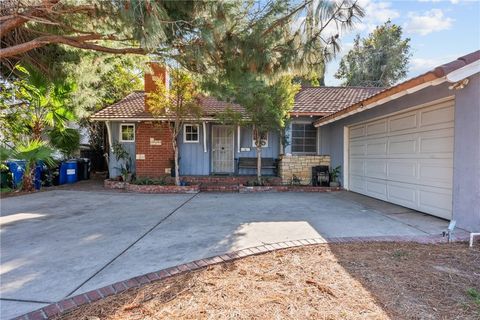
279, 155, 330, 185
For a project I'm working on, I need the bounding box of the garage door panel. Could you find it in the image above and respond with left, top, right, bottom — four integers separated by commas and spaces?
366, 141, 387, 156
348, 99, 454, 219
349, 142, 366, 156
387, 160, 417, 182
366, 120, 387, 136
350, 159, 365, 176
350, 125, 366, 139
419, 129, 454, 154
389, 112, 417, 132
387, 181, 417, 208
420, 103, 454, 128
418, 186, 452, 219
350, 175, 366, 193
365, 160, 387, 179
418, 159, 453, 188
365, 178, 387, 200
388, 135, 417, 155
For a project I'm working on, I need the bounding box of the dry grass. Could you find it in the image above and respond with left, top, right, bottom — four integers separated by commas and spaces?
58, 242, 480, 320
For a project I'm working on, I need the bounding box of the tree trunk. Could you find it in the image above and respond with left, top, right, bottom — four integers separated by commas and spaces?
257, 146, 262, 185
22, 165, 34, 192
173, 138, 180, 186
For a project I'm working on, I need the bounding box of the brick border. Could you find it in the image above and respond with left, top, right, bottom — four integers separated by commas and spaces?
104, 179, 342, 193
13, 233, 469, 320
103, 180, 200, 194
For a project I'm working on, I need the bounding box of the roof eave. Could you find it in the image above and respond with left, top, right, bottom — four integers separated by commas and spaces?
314, 50, 480, 127
314, 72, 446, 127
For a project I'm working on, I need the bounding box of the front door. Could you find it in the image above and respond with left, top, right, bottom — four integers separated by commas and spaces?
212, 125, 234, 173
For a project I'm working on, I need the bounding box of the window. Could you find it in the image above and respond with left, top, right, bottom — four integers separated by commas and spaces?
252, 130, 268, 148
119, 124, 135, 142
184, 124, 199, 143
291, 123, 317, 153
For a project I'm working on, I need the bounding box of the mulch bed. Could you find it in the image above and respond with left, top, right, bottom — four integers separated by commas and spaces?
57, 242, 480, 320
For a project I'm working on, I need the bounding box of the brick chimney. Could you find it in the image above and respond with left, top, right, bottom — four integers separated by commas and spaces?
137, 62, 174, 178
145, 62, 169, 106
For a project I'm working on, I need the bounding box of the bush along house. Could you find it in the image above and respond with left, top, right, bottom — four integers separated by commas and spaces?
92, 51, 479, 232
91, 63, 381, 185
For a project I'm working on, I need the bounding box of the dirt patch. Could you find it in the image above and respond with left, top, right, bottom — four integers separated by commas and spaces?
57, 243, 480, 320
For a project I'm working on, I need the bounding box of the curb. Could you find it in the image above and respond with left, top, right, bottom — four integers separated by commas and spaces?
13, 233, 469, 320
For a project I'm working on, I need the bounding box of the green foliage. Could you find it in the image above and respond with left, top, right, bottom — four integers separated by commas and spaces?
148, 69, 202, 186
0, 65, 76, 145
330, 165, 342, 182
13, 139, 56, 191
213, 74, 300, 182
179, 1, 364, 82
49, 128, 81, 159
467, 288, 480, 306
335, 21, 411, 87
133, 176, 170, 186
111, 141, 132, 181
111, 142, 130, 162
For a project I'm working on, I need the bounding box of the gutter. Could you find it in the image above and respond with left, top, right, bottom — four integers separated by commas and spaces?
90, 117, 218, 122
314, 73, 445, 127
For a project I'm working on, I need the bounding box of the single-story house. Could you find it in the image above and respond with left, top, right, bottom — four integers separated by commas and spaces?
92, 51, 479, 231
91, 63, 382, 181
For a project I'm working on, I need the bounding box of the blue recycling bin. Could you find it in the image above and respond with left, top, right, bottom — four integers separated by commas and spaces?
7, 160, 43, 189
59, 160, 78, 184
7, 160, 45, 190
7, 160, 26, 188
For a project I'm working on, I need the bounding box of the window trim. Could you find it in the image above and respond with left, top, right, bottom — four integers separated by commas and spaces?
183, 124, 200, 143
252, 130, 269, 148
291, 122, 317, 154
119, 123, 135, 142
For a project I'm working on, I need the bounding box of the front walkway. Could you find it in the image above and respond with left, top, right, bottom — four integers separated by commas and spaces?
0, 187, 460, 319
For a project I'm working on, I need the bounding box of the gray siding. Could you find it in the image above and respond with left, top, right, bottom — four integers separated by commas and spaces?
318, 77, 480, 231
236, 126, 280, 175
178, 123, 210, 175
108, 122, 136, 178
177, 124, 282, 176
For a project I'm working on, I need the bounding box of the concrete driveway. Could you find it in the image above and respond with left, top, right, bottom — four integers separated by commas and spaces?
0, 189, 449, 319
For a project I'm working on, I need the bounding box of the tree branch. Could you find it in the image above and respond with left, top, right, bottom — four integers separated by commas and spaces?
0, 34, 146, 59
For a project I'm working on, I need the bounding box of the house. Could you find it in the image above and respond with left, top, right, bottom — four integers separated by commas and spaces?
91, 63, 381, 182
91, 51, 479, 231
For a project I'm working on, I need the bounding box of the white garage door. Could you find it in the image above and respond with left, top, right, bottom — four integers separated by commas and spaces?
348, 98, 454, 219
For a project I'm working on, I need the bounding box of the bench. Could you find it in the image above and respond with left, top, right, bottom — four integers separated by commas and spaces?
237, 157, 278, 175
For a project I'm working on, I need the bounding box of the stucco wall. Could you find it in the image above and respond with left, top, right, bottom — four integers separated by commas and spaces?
452, 73, 480, 231
318, 76, 480, 231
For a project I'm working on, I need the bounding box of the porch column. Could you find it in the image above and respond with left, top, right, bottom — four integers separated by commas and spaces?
203, 121, 207, 153
105, 120, 113, 151
237, 125, 241, 153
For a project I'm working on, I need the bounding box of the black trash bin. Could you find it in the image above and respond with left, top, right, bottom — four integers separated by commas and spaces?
77, 158, 91, 180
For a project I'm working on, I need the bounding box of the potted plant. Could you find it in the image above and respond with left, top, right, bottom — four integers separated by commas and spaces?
112, 142, 133, 182
329, 165, 341, 187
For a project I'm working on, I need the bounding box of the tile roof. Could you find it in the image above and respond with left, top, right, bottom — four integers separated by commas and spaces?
91, 92, 245, 120
92, 91, 150, 119
92, 87, 383, 120
291, 86, 384, 115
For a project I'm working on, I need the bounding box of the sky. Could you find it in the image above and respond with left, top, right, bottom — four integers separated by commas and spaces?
323, 0, 480, 86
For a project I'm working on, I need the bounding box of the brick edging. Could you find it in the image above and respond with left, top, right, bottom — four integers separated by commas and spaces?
14, 234, 469, 320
